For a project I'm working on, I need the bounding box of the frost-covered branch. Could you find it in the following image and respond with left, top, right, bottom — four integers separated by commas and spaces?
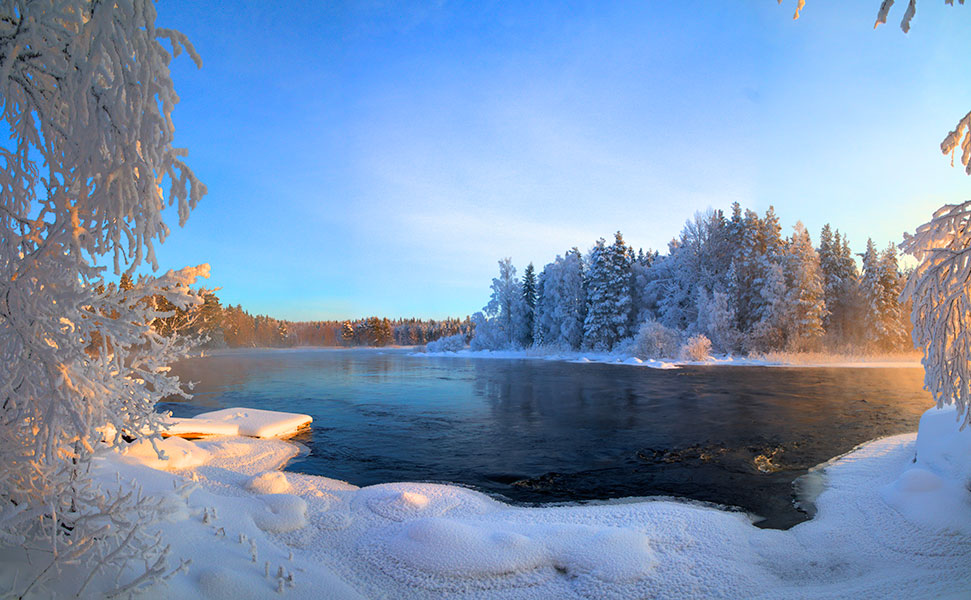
0, 0, 205, 596
901, 201, 971, 430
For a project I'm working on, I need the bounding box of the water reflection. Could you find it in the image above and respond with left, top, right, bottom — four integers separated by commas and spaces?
167, 349, 932, 529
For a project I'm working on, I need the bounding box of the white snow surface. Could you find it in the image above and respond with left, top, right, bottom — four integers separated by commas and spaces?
3, 407, 969, 599
416, 348, 922, 370
162, 415, 242, 437
186, 407, 313, 438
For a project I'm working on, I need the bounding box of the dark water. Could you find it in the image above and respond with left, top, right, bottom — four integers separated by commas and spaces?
164, 348, 933, 529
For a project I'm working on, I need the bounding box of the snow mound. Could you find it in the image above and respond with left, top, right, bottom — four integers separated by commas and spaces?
390, 518, 547, 578
246, 471, 292, 494
365, 518, 552, 592
252, 493, 308, 533
190, 407, 312, 438
356, 482, 492, 522
122, 437, 210, 470
913, 405, 971, 481
552, 526, 655, 583
162, 415, 240, 437
880, 406, 971, 535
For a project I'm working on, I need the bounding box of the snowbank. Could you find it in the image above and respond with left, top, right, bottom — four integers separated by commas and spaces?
163, 415, 241, 437
179, 407, 312, 438
415, 348, 923, 370
3, 407, 968, 599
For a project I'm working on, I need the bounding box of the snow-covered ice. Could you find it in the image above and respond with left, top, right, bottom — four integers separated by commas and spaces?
3, 407, 968, 599
184, 407, 313, 438
163, 415, 242, 437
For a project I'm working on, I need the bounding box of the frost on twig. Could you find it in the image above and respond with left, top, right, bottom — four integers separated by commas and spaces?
0, 0, 205, 596
941, 110, 971, 176
901, 201, 971, 430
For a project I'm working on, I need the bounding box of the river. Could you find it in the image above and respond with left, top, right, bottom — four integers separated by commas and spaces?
165, 348, 932, 529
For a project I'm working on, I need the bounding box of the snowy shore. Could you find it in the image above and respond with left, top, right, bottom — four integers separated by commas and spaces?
3, 407, 968, 599
415, 348, 924, 370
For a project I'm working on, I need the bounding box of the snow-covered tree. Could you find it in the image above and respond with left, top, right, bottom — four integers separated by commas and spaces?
471, 258, 529, 350
818, 226, 860, 344
740, 207, 788, 351
902, 201, 971, 429
639, 211, 722, 334
583, 232, 634, 350
0, 1, 207, 595
521, 263, 537, 346
631, 320, 681, 359
861, 238, 908, 350
748, 260, 788, 352
784, 222, 828, 350
534, 249, 586, 349
878, 243, 908, 349
695, 289, 740, 353
629, 247, 658, 325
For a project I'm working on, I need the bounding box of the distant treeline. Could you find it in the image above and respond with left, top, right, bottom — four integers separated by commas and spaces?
145, 285, 473, 348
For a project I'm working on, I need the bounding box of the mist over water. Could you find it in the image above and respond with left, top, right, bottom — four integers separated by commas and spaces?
166, 348, 932, 529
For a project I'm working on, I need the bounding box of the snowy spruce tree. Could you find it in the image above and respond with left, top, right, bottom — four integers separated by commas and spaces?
818, 225, 860, 345
583, 233, 634, 350
729, 208, 768, 334
0, 1, 208, 596
741, 207, 788, 351
783, 223, 828, 350
877, 243, 909, 350
861, 239, 908, 351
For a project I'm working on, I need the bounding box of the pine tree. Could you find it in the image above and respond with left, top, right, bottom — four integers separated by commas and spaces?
817, 224, 838, 334
583, 232, 634, 350
521, 263, 537, 346
784, 222, 828, 350
730, 208, 764, 332
583, 238, 611, 349
876, 243, 908, 350
742, 207, 787, 351
859, 238, 906, 350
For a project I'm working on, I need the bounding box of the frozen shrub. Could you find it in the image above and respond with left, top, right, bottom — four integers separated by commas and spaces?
633, 320, 681, 359
680, 334, 713, 361
426, 334, 466, 353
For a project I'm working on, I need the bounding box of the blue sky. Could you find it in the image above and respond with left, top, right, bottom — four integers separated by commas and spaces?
149, 1, 971, 320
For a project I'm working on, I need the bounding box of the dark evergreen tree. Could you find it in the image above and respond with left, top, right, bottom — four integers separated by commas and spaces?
521, 262, 537, 346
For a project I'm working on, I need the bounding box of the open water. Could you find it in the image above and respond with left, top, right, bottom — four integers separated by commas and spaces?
164, 347, 932, 528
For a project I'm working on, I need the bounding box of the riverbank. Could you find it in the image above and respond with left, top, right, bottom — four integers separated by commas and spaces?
417, 347, 924, 369
3, 406, 967, 599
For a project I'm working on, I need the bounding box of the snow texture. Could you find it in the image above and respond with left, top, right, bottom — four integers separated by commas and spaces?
163, 415, 242, 437
4, 405, 967, 599
189, 407, 313, 438
416, 347, 920, 370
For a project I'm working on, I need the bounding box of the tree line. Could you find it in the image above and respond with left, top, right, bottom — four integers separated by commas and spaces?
473, 203, 912, 355
144, 282, 473, 348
